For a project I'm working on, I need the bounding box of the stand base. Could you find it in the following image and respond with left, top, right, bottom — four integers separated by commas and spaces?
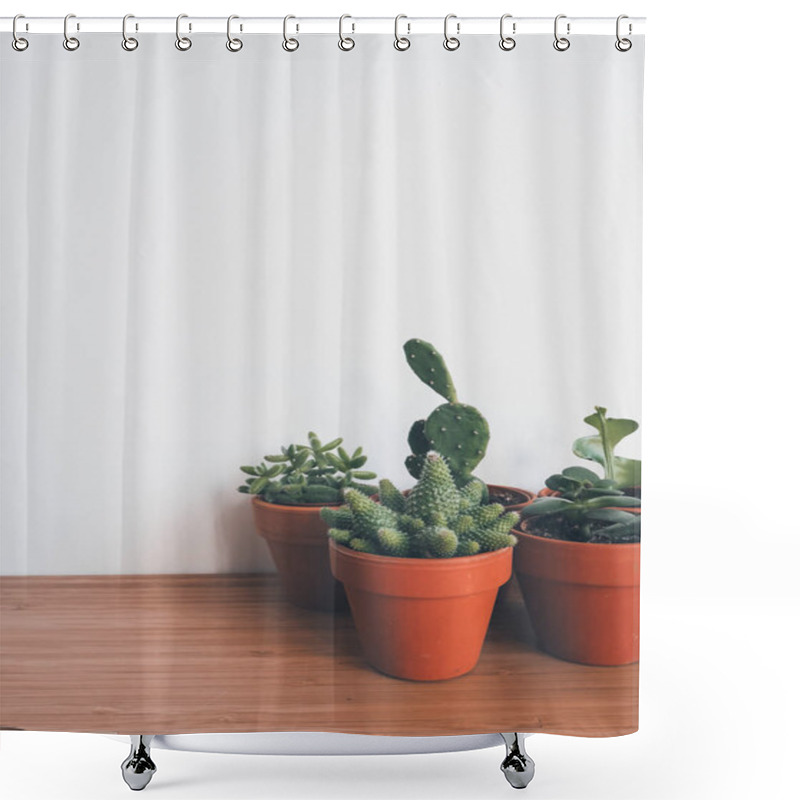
500, 733, 535, 789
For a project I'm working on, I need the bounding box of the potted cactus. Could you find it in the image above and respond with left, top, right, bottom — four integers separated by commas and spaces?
238, 432, 377, 611
325, 452, 518, 681
402, 338, 534, 511
513, 408, 641, 666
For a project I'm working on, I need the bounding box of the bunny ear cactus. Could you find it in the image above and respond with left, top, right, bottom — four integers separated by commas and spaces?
324, 452, 518, 558
238, 432, 378, 505
572, 406, 641, 489
403, 339, 490, 488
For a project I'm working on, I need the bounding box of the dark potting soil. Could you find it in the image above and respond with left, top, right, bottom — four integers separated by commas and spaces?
489, 487, 530, 507
519, 517, 639, 545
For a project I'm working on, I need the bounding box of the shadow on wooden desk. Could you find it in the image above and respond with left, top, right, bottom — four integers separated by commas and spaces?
0, 574, 638, 737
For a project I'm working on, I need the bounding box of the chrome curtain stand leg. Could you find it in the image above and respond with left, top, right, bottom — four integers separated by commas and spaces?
121, 735, 157, 791
500, 733, 535, 789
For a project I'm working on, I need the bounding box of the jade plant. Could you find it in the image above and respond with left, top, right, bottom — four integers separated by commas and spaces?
573, 406, 641, 490
323, 452, 518, 558
520, 407, 642, 543
403, 339, 490, 491
520, 465, 641, 543
238, 432, 377, 505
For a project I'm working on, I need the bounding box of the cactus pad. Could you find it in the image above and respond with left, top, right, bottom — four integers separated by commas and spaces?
404, 339, 458, 403
407, 419, 432, 456
424, 403, 490, 479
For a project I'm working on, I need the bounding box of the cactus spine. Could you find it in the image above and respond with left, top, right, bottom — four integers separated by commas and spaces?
323, 452, 517, 558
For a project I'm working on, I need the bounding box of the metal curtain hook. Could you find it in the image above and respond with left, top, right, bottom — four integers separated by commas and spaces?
499, 14, 515, 51
122, 14, 139, 51
283, 15, 299, 51
443, 14, 460, 51
12, 14, 29, 51
394, 14, 410, 51
338, 14, 355, 51
176, 14, 192, 51
226, 15, 243, 51
554, 14, 570, 51
615, 14, 632, 51
63, 13, 80, 51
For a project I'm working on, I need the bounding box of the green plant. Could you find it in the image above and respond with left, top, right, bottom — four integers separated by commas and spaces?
323, 452, 518, 558
403, 339, 490, 490
572, 406, 641, 489
238, 432, 377, 505
520, 466, 641, 543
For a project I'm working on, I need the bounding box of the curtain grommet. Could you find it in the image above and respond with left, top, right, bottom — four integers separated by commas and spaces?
443, 14, 460, 51
338, 14, 355, 51
615, 15, 632, 51
121, 15, 139, 51
282, 15, 299, 52
226, 15, 243, 52
394, 15, 410, 51
499, 14, 516, 51
12, 14, 29, 51
553, 15, 571, 51
175, 14, 192, 51
63, 13, 80, 51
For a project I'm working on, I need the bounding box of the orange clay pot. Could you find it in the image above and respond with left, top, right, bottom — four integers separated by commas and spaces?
252, 497, 347, 612
486, 484, 536, 513
513, 519, 640, 666
330, 541, 513, 681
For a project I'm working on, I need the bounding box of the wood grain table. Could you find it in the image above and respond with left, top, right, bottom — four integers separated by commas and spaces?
0, 574, 638, 737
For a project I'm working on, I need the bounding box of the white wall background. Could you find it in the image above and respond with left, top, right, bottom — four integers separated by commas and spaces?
1, 1, 798, 800
1, 13, 642, 576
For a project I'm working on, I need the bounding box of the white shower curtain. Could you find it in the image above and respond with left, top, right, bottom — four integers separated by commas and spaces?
1, 32, 643, 576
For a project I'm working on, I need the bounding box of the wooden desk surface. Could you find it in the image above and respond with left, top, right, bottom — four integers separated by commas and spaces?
0, 574, 638, 737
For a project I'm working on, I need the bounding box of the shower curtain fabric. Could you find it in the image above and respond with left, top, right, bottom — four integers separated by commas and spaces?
1, 31, 643, 735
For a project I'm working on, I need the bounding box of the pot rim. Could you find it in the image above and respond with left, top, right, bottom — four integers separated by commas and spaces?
251, 495, 342, 510
514, 524, 640, 551
329, 539, 514, 567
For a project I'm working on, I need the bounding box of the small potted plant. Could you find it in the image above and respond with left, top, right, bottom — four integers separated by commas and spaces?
513, 408, 642, 666
402, 338, 534, 511
571, 406, 641, 497
325, 452, 518, 681
238, 432, 377, 611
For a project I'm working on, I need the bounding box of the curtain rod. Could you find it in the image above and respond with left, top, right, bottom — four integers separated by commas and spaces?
1, 16, 646, 36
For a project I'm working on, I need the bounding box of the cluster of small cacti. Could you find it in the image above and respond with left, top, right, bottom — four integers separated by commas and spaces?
403, 339, 491, 489
323, 452, 518, 558
238, 432, 377, 505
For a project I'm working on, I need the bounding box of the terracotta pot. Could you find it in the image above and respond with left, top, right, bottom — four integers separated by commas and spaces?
513, 518, 640, 666
330, 541, 513, 681
486, 484, 536, 513
251, 497, 347, 612
491, 486, 535, 604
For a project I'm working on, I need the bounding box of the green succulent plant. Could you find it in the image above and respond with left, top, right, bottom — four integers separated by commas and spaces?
238, 432, 377, 505
323, 452, 518, 558
572, 406, 641, 489
403, 339, 490, 492
520, 466, 641, 544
